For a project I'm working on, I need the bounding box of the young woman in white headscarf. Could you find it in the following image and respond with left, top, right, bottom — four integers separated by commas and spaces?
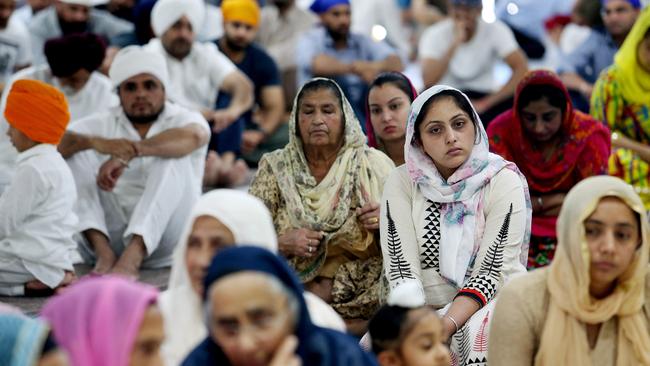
158, 189, 345, 366
379, 85, 531, 365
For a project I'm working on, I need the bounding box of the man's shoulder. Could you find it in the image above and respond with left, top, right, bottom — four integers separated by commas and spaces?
27, 7, 57, 34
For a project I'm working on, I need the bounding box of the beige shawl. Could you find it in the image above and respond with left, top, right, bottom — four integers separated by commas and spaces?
535, 176, 650, 365
261, 78, 394, 282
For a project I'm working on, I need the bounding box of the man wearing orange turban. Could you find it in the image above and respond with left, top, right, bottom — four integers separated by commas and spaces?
0, 79, 78, 296
216, 0, 286, 169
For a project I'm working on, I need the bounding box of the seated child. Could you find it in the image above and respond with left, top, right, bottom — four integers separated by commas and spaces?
0, 80, 77, 296
368, 282, 451, 366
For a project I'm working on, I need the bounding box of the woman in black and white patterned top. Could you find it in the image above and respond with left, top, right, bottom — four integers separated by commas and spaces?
379, 85, 531, 366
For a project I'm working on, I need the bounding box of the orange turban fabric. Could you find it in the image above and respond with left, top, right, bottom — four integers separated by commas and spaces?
221, 0, 260, 27
5, 80, 70, 145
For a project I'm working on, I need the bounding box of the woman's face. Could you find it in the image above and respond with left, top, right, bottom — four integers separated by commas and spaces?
297, 88, 345, 150
520, 96, 563, 143
208, 272, 295, 366
585, 197, 640, 297
418, 96, 476, 179
637, 36, 650, 73
368, 84, 410, 143
129, 305, 165, 366
185, 216, 235, 296
398, 311, 451, 366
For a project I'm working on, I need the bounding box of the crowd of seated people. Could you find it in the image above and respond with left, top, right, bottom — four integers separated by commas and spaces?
2, 0, 650, 365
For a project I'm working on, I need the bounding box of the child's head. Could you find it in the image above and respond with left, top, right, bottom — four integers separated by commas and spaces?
369, 283, 450, 366
4, 79, 70, 152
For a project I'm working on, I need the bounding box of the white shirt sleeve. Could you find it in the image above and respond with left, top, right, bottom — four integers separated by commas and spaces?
418, 21, 452, 60
0, 164, 44, 238
491, 20, 520, 59
14, 22, 32, 66
206, 44, 237, 90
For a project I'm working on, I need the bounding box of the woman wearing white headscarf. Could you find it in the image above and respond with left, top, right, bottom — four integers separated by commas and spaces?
159, 189, 345, 366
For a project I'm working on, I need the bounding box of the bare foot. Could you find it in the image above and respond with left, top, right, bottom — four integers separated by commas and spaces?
110, 264, 139, 280
24, 271, 77, 296
92, 250, 116, 275
224, 160, 249, 187
203, 151, 222, 187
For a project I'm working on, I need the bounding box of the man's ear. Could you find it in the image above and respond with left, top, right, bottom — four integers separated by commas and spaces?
377, 350, 402, 366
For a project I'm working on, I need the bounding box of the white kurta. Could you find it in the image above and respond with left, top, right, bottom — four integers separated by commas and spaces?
0, 65, 118, 193
0, 144, 78, 296
144, 39, 237, 111
67, 102, 210, 267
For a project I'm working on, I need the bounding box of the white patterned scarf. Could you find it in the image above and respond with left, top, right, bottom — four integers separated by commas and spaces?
404, 85, 531, 286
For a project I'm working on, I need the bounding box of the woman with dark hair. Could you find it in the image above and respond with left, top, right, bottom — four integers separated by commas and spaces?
366, 72, 418, 166
488, 70, 610, 268
368, 282, 450, 366
591, 7, 650, 209
250, 78, 394, 334
380, 84, 530, 364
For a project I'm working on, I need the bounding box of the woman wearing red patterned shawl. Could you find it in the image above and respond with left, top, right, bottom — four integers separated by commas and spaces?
488, 70, 610, 268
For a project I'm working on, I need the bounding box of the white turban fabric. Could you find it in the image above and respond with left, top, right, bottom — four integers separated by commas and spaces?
151, 0, 205, 37
108, 45, 169, 89
58, 0, 109, 6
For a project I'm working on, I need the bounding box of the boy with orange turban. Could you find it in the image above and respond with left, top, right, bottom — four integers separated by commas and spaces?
0, 79, 78, 296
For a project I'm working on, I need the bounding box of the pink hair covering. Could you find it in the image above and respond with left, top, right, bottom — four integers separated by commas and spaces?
40, 275, 158, 366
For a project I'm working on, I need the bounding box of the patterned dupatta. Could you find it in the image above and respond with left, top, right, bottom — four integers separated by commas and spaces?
263, 78, 394, 281
404, 85, 531, 286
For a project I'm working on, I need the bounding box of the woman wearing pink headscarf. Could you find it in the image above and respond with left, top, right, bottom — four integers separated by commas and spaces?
41, 275, 164, 366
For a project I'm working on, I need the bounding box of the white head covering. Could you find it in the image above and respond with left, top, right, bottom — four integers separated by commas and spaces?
160, 190, 344, 365
108, 45, 169, 89
58, 0, 109, 6
151, 0, 205, 37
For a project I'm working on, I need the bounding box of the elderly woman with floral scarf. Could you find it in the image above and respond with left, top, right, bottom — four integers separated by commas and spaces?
490, 176, 650, 365
380, 85, 531, 365
249, 78, 394, 333
591, 7, 650, 209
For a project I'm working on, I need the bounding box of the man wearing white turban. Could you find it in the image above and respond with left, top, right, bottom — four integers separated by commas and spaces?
28, 0, 134, 65
57, 45, 211, 278
145, 0, 254, 187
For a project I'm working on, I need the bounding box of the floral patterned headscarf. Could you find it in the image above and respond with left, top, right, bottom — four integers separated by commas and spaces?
404, 85, 531, 285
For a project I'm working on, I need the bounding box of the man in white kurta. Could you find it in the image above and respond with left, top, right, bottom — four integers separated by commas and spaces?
58, 46, 210, 278
0, 33, 117, 194
0, 79, 77, 296
144, 0, 253, 135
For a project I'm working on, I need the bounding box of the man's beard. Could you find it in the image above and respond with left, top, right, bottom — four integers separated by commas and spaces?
59, 18, 88, 35
165, 38, 192, 60
326, 27, 348, 42
125, 105, 164, 125
271, 0, 292, 10
224, 36, 248, 52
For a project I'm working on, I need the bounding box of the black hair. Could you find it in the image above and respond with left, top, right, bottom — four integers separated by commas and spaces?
413, 89, 480, 143
369, 72, 416, 102
368, 304, 412, 354
517, 84, 567, 117
294, 78, 345, 132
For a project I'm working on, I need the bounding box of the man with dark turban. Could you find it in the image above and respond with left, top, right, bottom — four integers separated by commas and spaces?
0, 79, 77, 296
28, 0, 134, 65
0, 32, 117, 195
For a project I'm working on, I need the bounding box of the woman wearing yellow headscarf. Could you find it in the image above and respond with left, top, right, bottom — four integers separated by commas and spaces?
591, 7, 650, 209
488, 176, 650, 365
